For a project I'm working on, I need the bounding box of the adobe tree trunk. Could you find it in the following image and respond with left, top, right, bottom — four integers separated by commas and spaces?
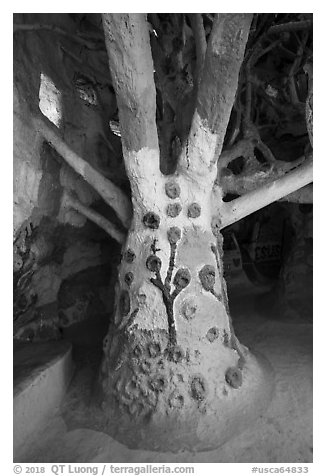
97, 151, 273, 451
95, 13, 274, 451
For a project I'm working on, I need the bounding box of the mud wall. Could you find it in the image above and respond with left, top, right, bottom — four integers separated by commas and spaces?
13, 13, 124, 342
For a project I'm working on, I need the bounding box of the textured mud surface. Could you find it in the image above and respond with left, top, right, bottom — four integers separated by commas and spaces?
17, 273, 312, 463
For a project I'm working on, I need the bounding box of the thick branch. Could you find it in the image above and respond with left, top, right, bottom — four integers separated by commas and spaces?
101, 14, 159, 156
190, 14, 207, 88
220, 155, 307, 195
13, 23, 102, 49
268, 20, 312, 35
178, 14, 252, 176
32, 114, 132, 229
220, 157, 313, 228
62, 192, 126, 244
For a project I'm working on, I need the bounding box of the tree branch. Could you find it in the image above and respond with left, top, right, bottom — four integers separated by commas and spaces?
178, 14, 253, 176
13, 23, 103, 50
268, 20, 312, 35
190, 14, 207, 89
220, 155, 306, 196
32, 114, 132, 229
101, 14, 159, 156
220, 156, 313, 228
62, 192, 126, 244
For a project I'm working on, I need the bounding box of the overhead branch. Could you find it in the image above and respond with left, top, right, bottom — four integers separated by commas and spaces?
220, 156, 313, 229
101, 14, 159, 159
13, 23, 103, 50
178, 14, 253, 177
62, 192, 126, 244
220, 155, 307, 196
189, 14, 207, 89
267, 20, 312, 35
32, 114, 132, 229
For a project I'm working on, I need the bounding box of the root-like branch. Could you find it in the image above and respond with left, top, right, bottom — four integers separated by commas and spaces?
62, 192, 126, 244
32, 114, 132, 229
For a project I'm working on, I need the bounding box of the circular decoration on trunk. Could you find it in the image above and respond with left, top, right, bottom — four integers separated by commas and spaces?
190, 375, 207, 402
168, 391, 184, 409
124, 272, 134, 287
143, 212, 160, 229
150, 376, 167, 392
187, 202, 201, 218
146, 255, 162, 272
166, 202, 182, 218
147, 342, 161, 358
167, 345, 184, 363
173, 268, 191, 290
133, 344, 143, 357
181, 300, 197, 320
199, 265, 216, 291
119, 290, 130, 317
206, 326, 219, 342
211, 216, 221, 237
167, 226, 181, 244
225, 366, 243, 389
165, 180, 181, 199
125, 249, 135, 263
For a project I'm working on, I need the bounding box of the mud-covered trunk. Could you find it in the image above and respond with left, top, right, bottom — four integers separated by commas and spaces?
97, 151, 273, 451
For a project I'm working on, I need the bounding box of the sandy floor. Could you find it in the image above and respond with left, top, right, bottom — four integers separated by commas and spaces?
17, 273, 313, 463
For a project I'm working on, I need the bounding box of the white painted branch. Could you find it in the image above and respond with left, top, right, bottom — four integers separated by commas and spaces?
32, 114, 132, 229
220, 157, 313, 229
62, 192, 126, 244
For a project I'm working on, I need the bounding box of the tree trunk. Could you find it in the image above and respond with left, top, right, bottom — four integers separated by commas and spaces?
96, 13, 274, 452
96, 152, 273, 452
